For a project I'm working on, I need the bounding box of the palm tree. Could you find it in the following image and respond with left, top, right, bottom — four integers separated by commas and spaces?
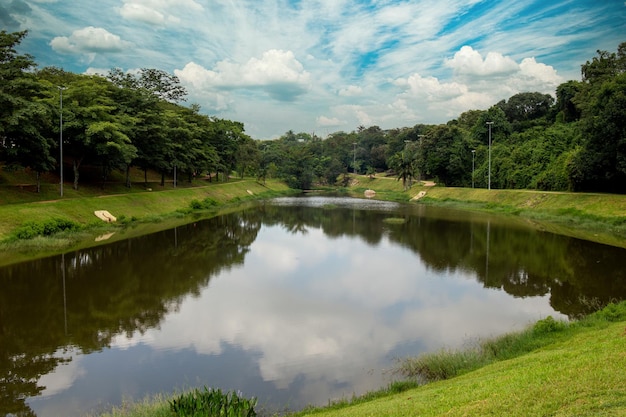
389, 149, 417, 191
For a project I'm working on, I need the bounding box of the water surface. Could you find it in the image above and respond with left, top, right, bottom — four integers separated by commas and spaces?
1, 196, 625, 416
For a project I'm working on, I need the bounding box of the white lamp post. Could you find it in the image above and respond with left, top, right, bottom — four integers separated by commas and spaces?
471, 149, 476, 188
486, 121, 493, 190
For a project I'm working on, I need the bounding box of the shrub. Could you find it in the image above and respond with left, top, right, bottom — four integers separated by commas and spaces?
533, 316, 567, 335
592, 301, 626, 322
189, 197, 219, 211
169, 387, 256, 417
13, 218, 80, 240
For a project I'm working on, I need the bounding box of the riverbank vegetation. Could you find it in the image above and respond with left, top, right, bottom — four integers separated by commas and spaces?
90, 301, 626, 417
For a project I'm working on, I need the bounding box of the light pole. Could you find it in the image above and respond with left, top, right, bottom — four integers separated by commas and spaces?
58, 86, 67, 197
417, 134, 425, 182
471, 149, 476, 188
486, 121, 493, 190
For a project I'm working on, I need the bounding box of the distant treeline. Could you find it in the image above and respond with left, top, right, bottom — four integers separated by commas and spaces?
1, 30, 625, 193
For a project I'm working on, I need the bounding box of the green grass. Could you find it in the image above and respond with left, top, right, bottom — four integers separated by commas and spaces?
0, 172, 293, 265
289, 301, 626, 417
299, 321, 626, 417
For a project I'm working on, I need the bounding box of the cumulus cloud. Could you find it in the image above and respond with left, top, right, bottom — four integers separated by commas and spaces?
516, 57, 563, 91
446, 45, 519, 77
175, 50, 311, 102
50, 26, 133, 54
382, 46, 565, 123
394, 73, 468, 100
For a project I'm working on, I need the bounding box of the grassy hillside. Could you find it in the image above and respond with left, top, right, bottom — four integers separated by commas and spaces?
0, 166, 292, 265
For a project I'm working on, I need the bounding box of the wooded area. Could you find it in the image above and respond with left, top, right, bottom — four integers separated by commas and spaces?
2, 30, 625, 193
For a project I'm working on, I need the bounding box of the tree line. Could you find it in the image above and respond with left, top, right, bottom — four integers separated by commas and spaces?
1, 30, 625, 193
263, 41, 625, 193
1, 30, 255, 192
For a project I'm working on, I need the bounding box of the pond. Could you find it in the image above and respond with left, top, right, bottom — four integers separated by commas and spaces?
2, 196, 625, 416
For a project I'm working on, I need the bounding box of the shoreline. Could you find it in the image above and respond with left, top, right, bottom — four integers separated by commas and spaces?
2, 177, 626, 265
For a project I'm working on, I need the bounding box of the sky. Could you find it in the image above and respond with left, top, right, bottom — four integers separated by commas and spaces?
2, 0, 625, 139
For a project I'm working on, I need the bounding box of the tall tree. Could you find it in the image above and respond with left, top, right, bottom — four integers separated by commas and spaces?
570, 43, 626, 192
0, 31, 55, 191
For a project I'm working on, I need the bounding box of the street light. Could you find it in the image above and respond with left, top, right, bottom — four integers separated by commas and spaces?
417, 134, 425, 182
471, 149, 476, 188
58, 86, 67, 197
486, 121, 493, 190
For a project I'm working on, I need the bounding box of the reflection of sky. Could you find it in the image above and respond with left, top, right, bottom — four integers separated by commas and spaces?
30, 218, 565, 416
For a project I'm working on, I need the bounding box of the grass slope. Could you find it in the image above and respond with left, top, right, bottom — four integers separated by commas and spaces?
296, 321, 626, 417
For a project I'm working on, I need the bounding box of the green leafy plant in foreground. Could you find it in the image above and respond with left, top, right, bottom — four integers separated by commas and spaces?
169, 387, 257, 417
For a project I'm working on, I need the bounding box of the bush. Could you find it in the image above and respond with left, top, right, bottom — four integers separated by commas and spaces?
13, 218, 80, 240
169, 387, 256, 417
189, 197, 219, 210
533, 316, 567, 335
592, 301, 626, 322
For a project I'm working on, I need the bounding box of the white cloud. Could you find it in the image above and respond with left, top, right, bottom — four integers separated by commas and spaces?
50, 26, 133, 54
395, 73, 468, 100
117, 0, 203, 25
517, 57, 563, 92
175, 50, 311, 103
84, 67, 109, 76
119, 3, 167, 25
316, 116, 344, 127
446, 45, 519, 77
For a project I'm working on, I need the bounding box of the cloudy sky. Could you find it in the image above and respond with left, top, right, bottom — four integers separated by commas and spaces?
3, 0, 625, 139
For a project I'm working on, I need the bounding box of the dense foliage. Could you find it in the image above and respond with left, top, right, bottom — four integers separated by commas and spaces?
1, 30, 625, 193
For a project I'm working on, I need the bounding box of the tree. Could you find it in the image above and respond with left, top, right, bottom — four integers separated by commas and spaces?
555, 81, 582, 122
137, 68, 187, 103
388, 148, 417, 191
0, 31, 56, 191
496, 92, 554, 131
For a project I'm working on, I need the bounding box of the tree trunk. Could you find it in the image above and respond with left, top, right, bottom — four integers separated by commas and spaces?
36, 171, 41, 193
160, 171, 165, 187
144, 168, 147, 186
72, 158, 82, 190
125, 164, 131, 188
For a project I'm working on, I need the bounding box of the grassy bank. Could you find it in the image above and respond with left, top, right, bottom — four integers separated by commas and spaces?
92, 302, 626, 417
0, 176, 292, 265
344, 176, 626, 248
2, 171, 626, 263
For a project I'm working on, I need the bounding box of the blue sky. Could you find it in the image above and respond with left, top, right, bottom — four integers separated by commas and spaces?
3, 0, 625, 139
